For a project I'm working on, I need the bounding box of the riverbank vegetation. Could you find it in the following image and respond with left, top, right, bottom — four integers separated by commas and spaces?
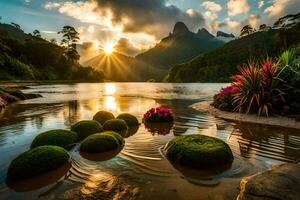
212, 46, 300, 118
0, 23, 104, 81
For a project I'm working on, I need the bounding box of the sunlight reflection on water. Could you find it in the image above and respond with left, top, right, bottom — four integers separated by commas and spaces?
0, 83, 299, 200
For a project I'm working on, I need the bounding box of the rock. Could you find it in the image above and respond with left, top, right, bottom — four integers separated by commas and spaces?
31, 129, 78, 149
164, 134, 234, 168
80, 131, 124, 153
7, 145, 69, 180
238, 163, 300, 200
71, 120, 103, 140
103, 119, 128, 137
93, 111, 115, 125
117, 113, 139, 126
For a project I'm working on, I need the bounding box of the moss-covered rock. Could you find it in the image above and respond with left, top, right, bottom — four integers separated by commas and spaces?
7, 145, 69, 180
93, 111, 115, 125
164, 134, 233, 168
103, 119, 128, 136
71, 120, 103, 140
31, 129, 78, 149
117, 113, 139, 126
80, 131, 124, 153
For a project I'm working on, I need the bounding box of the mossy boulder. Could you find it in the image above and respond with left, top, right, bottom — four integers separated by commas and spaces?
93, 111, 115, 125
71, 120, 103, 140
7, 145, 69, 180
117, 113, 139, 126
80, 131, 124, 153
31, 129, 78, 149
164, 134, 233, 168
103, 119, 128, 136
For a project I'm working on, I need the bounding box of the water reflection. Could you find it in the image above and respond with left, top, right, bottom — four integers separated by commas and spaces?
0, 83, 299, 199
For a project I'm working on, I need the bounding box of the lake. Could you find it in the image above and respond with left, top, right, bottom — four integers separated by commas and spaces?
0, 83, 299, 200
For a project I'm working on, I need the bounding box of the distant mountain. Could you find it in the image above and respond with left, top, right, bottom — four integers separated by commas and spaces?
165, 13, 300, 82
135, 22, 224, 80
216, 31, 235, 43
83, 51, 162, 82
273, 13, 300, 29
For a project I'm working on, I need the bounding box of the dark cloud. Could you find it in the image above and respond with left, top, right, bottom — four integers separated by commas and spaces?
114, 38, 140, 56
94, 0, 205, 38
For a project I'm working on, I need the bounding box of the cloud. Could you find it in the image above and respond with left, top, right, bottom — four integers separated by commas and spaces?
45, 0, 205, 55
258, 1, 264, 9
201, 1, 222, 33
264, 0, 300, 19
219, 14, 261, 35
227, 0, 250, 16
114, 38, 140, 56
45, 2, 61, 9
201, 1, 222, 12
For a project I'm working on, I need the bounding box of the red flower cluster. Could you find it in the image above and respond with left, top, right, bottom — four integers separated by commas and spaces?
219, 85, 238, 96
143, 106, 175, 123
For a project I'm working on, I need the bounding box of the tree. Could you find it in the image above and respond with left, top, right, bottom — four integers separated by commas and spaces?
11, 22, 21, 30
259, 24, 271, 31
33, 29, 41, 38
58, 26, 80, 61
50, 38, 57, 44
240, 25, 255, 37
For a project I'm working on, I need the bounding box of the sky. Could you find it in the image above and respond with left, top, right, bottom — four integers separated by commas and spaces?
0, 0, 299, 56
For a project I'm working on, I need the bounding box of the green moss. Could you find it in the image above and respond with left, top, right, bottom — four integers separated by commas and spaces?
31, 129, 78, 149
117, 113, 139, 126
103, 119, 128, 136
80, 131, 124, 153
71, 120, 103, 140
93, 111, 115, 125
164, 134, 233, 168
7, 145, 69, 180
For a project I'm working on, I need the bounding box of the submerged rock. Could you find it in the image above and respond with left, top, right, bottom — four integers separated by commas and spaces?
238, 163, 300, 200
93, 111, 115, 125
71, 120, 103, 140
7, 145, 69, 180
164, 134, 233, 168
103, 119, 128, 136
31, 129, 78, 149
117, 113, 139, 126
80, 131, 124, 153
0, 87, 41, 107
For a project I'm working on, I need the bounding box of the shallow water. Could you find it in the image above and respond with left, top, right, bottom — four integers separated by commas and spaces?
0, 83, 299, 200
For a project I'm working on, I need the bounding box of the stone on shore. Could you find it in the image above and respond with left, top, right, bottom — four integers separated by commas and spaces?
237, 163, 300, 200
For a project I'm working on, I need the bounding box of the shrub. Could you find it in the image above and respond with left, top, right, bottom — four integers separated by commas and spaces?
212, 85, 237, 112
117, 113, 139, 126
31, 129, 78, 149
103, 119, 128, 136
80, 131, 124, 153
7, 145, 69, 180
143, 107, 175, 123
93, 111, 115, 125
71, 120, 102, 140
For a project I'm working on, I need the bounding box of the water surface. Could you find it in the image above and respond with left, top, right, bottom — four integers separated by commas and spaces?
0, 83, 299, 200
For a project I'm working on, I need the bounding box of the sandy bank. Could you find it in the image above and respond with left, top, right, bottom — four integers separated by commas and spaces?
191, 102, 300, 129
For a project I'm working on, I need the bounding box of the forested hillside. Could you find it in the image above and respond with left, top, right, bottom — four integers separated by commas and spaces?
0, 23, 104, 81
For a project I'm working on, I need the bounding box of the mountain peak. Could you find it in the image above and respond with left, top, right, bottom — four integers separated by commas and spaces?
197, 28, 214, 39
173, 22, 190, 35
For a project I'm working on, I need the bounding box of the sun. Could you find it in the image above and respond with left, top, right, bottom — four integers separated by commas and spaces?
103, 43, 114, 55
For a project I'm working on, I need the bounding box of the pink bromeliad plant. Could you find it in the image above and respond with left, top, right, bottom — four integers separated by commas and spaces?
143, 106, 175, 123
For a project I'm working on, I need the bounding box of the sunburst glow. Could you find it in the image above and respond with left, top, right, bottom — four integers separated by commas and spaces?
103, 43, 114, 55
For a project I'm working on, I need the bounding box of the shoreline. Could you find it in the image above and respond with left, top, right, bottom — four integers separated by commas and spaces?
191, 101, 300, 130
